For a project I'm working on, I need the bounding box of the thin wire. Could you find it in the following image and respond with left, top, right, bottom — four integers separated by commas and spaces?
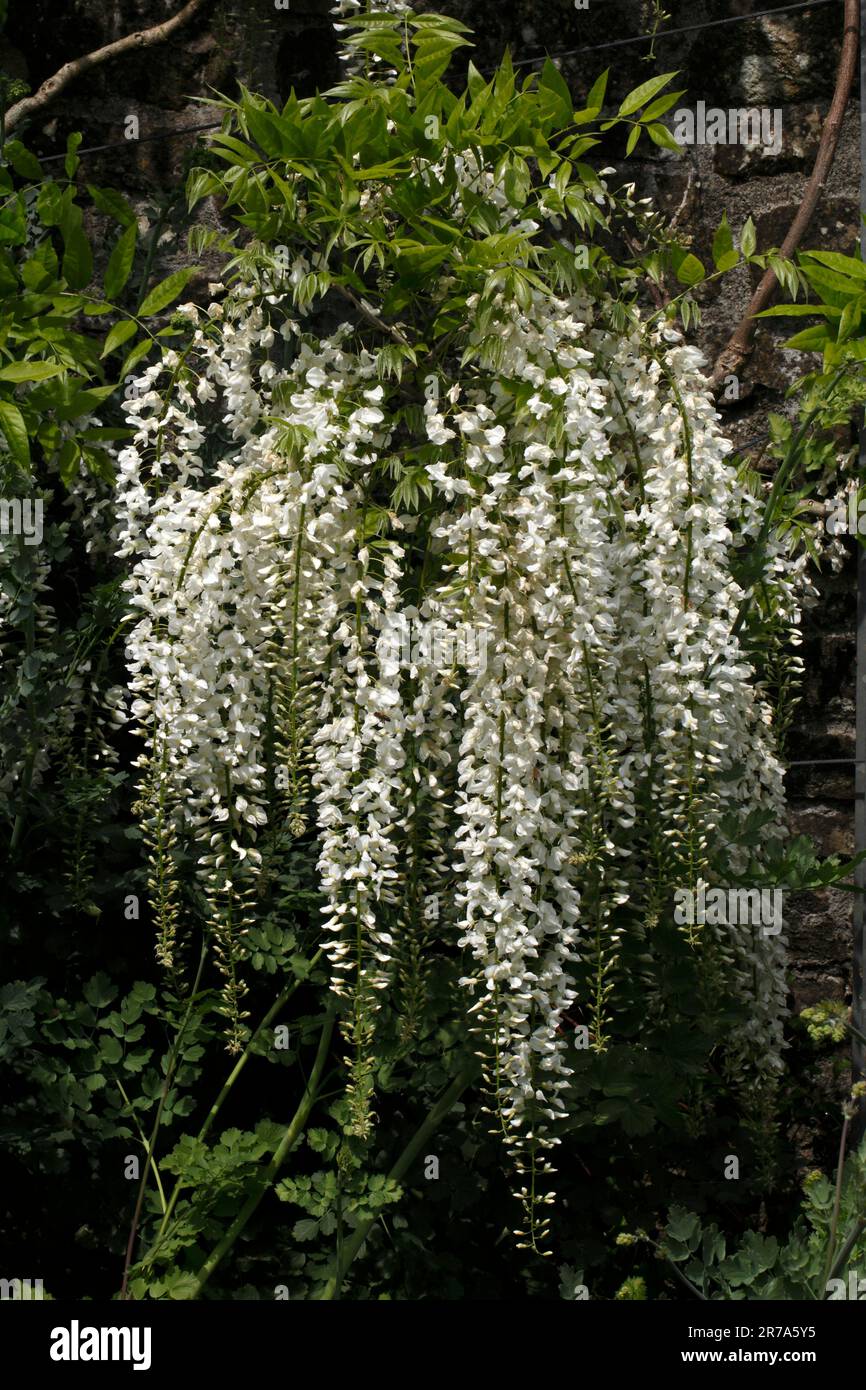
31, 0, 843, 167
39, 118, 222, 164
510, 0, 841, 69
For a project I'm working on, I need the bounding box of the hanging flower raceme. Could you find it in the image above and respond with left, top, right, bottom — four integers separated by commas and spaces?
117, 269, 802, 1204
114, 10, 813, 1229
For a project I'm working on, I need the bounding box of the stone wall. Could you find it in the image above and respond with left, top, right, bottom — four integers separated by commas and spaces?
3, 0, 860, 1012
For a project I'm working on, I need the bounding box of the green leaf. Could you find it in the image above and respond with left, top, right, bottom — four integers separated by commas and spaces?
676, 253, 705, 287
166, 1275, 199, 1300
838, 296, 864, 341
121, 338, 154, 378
617, 72, 679, 119
585, 68, 609, 111
782, 325, 829, 351
0, 195, 26, 246
0, 249, 17, 295
186, 168, 222, 211
4, 140, 43, 181
572, 69, 608, 124
208, 132, 259, 167
801, 250, 866, 280
753, 303, 836, 318
774, 255, 801, 298
61, 222, 93, 290
65, 132, 83, 180
646, 123, 681, 151
103, 224, 137, 300
641, 90, 686, 122
138, 266, 200, 316
83, 972, 118, 1009
99, 1035, 123, 1065
59, 384, 116, 419
0, 361, 67, 383
0, 398, 30, 471
86, 185, 136, 228
665, 1206, 701, 1249
740, 216, 757, 259
799, 263, 864, 305
712, 213, 735, 270
57, 438, 79, 486
538, 58, 573, 122
101, 319, 137, 358
466, 58, 487, 99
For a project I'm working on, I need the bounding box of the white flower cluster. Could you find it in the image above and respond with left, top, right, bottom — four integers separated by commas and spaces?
117, 272, 805, 1129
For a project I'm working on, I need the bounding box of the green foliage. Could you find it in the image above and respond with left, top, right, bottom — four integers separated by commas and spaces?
185, 25, 728, 346
0, 141, 133, 483
0, 136, 212, 909
650, 1138, 866, 1300
0, 974, 202, 1172
801, 1000, 851, 1046
756, 246, 866, 367
0, 136, 209, 488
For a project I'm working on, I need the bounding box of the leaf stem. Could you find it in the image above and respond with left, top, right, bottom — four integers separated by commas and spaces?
140, 952, 322, 1270
317, 1059, 479, 1300
120, 937, 208, 1299
185, 1001, 337, 1299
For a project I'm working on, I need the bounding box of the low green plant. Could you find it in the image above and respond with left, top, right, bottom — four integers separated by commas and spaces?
607, 1077, 865, 1302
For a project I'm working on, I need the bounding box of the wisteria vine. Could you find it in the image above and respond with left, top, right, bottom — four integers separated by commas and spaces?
114, 266, 808, 1239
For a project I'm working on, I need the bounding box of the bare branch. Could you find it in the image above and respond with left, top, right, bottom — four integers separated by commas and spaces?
332, 282, 411, 347
3, 0, 214, 135
708, 0, 859, 393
